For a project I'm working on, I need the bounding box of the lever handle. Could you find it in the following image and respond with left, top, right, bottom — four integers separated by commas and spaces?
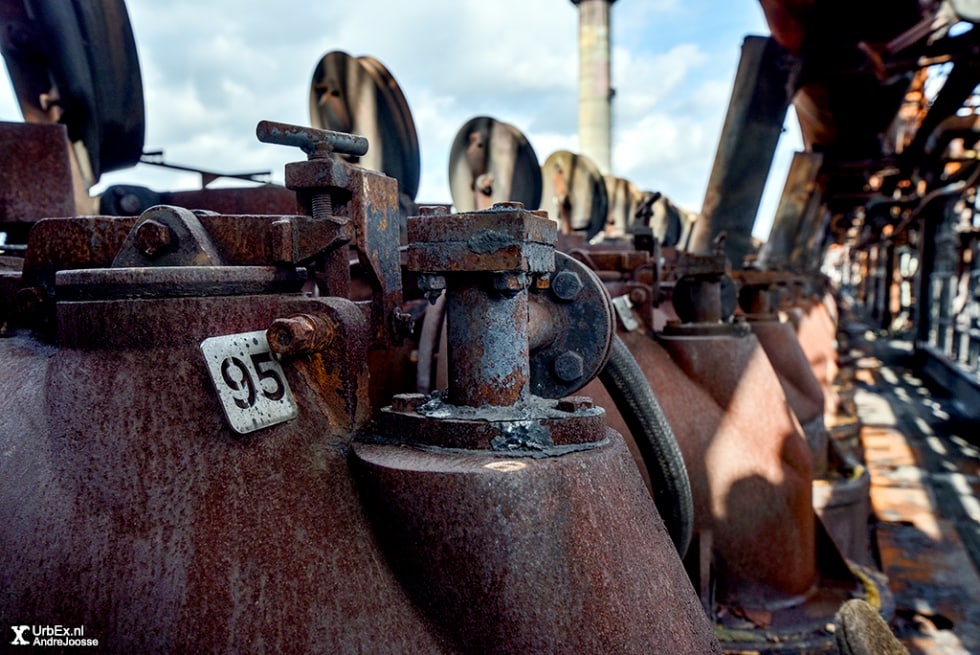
256, 120, 368, 159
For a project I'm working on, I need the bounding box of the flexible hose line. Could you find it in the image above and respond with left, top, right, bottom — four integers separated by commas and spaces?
599, 334, 694, 557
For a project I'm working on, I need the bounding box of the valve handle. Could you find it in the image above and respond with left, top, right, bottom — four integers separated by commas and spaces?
256, 120, 369, 159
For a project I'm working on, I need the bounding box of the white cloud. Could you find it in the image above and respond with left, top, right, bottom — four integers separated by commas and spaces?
1, 0, 793, 232
613, 109, 719, 210
613, 43, 710, 118
604, 41, 733, 211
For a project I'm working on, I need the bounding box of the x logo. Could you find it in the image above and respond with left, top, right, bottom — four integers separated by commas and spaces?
10, 626, 30, 646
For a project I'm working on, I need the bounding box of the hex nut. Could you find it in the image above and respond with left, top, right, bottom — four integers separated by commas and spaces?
557, 396, 594, 412
552, 351, 584, 382
267, 313, 336, 356
417, 273, 447, 304
268, 316, 315, 354
551, 270, 583, 301
416, 273, 447, 292
391, 393, 427, 413
492, 272, 528, 294
134, 219, 175, 258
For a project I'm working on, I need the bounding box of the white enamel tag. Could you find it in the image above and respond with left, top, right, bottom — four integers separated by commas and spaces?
201, 330, 298, 434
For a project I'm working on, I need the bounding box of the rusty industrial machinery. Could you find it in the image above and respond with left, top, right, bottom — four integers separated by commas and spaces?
736, 269, 875, 567
0, 114, 724, 652
563, 240, 889, 653
674, 0, 980, 649
3, 0, 980, 652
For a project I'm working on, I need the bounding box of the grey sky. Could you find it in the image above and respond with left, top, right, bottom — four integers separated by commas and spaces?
0, 0, 801, 238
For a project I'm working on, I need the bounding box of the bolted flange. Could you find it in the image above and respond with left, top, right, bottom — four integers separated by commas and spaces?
528, 251, 614, 398
406, 202, 556, 408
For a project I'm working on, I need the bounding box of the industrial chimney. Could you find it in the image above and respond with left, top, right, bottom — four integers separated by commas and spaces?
571, 0, 616, 175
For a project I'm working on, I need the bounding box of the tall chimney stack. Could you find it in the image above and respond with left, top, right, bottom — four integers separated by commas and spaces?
571, 0, 616, 175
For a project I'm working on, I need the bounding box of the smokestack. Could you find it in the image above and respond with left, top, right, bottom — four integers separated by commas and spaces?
571, 0, 616, 175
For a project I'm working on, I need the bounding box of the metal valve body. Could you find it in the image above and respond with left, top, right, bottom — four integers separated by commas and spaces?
0, 124, 721, 653
578, 240, 888, 653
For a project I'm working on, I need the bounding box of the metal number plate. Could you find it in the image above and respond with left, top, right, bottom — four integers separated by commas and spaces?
200, 330, 298, 434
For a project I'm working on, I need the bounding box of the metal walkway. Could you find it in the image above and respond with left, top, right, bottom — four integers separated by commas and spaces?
846, 322, 980, 654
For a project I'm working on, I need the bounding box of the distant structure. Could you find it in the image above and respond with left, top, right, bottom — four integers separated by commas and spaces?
571, 0, 617, 175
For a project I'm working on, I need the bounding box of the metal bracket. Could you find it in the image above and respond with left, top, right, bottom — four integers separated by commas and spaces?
612, 294, 640, 332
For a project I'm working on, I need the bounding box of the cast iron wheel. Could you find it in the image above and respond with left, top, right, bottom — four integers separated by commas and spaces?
0, 0, 145, 182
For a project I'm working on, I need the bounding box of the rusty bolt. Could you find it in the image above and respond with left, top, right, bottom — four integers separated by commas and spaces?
491, 201, 524, 211
311, 192, 333, 219
417, 273, 447, 293
557, 396, 594, 412
390, 393, 427, 413
491, 272, 528, 296
417, 273, 447, 304
134, 219, 175, 258
550, 270, 583, 301
267, 313, 335, 356
628, 287, 648, 305
418, 205, 450, 216
552, 351, 584, 382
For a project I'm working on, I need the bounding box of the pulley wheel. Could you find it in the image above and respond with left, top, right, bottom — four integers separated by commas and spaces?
604, 175, 643, 238
309, 51, 420, 201
633, 192, 684, 248
541, 150, 607, 240
0, 0, 145, 182
448, 116, 542, 212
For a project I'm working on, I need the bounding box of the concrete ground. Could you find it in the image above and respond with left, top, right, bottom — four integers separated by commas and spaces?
843, 323, 980, 654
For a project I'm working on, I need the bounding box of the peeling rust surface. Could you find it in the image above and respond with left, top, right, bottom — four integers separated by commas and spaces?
0, 122, 75, 230
0, 291, 439, 653
379, 394, 607, 452
351, 431, 723, 654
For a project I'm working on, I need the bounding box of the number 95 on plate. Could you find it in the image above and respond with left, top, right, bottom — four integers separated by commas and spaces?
200, 330, 299, 434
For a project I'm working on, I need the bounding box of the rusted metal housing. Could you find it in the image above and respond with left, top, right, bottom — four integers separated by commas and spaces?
0, 120, 723, 653
564, 242, 888, 653
0, 122, 76, 242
